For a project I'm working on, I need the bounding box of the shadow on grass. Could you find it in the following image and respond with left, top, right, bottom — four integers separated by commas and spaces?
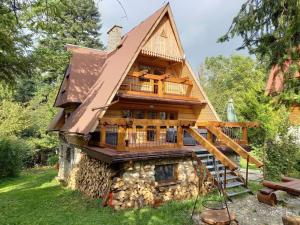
0, 167, 207, 225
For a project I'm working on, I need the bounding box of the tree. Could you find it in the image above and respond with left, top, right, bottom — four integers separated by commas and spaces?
219, 0, 300, 105
199, 55, 266, 120
0, 0, 32, 84
28, 0, 104, 84
199, 55, 288, 142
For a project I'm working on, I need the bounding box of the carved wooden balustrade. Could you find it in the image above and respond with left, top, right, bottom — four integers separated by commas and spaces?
119, 71, 193, 98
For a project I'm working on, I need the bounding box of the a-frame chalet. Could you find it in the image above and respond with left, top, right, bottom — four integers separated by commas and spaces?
49, 4, 262, 209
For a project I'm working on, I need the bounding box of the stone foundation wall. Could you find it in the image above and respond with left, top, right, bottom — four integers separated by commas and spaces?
57, 137, 213, 209
110, 158, 213, 209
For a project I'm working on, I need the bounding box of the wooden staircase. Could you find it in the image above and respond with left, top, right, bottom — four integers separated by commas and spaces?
187, 126, 263, 198
194, 147, 252, 198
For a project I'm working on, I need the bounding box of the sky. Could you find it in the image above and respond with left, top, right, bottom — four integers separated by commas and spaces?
98, 0, 249, 71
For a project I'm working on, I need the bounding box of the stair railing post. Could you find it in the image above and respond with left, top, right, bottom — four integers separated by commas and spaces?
246, 155, 249, 188
224, 167, 227, 189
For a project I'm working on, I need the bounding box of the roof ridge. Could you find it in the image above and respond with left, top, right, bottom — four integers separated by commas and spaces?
65, 44, 107, 54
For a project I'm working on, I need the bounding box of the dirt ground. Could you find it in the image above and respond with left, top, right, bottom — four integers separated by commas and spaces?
194, 193, 300, 225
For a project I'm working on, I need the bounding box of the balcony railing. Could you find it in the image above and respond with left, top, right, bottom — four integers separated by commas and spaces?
94, 119, 258, 151
119, 74, 193, 97
97, 118, 195, 151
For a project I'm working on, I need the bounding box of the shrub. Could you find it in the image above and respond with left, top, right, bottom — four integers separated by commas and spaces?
47, 153, 59, 166
0, 136, 30, 177
265, 132, 300, 180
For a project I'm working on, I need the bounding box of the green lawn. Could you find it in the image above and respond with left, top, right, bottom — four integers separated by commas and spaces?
0, 167, 221, 225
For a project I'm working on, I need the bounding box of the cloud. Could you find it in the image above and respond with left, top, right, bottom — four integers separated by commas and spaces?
98, 0, 249, 71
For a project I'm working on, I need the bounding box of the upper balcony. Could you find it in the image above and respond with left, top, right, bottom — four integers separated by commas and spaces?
118, 71, 205, 105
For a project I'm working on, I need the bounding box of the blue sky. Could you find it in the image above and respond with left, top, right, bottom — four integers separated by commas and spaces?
98, 0, 249, 71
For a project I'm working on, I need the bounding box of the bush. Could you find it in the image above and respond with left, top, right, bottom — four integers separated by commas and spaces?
0, 136, 30, 177
265, 132, 300, 180
47, 154, 59, 166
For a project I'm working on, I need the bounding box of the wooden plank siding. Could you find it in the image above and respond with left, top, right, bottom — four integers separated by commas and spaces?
141, 15, 183, 61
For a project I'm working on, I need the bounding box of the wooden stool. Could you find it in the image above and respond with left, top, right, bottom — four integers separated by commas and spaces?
257, 188, 277, 206
201, 209, 238, 225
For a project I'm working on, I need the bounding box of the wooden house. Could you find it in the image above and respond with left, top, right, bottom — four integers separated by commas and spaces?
49, 4, 262, 209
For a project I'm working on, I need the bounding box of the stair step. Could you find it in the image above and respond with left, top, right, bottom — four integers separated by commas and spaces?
194, 150, 209, 155
224, 175, 239, 180
210, 170, 225, 176
225, 181, 244, 189
206, 164, 224, 170
227, 188, 251, 197
201, 159, 219, 164
197, 153, 213, 158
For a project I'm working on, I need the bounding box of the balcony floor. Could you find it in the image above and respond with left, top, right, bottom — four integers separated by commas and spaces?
82, 144, 252, 164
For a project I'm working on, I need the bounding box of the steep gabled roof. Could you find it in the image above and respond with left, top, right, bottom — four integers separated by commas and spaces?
61, 4, 169, 134
54, 45, 108, 107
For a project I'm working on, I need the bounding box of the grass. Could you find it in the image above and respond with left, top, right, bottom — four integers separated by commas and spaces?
239, 158, 259, 170
0, 167, 221, 225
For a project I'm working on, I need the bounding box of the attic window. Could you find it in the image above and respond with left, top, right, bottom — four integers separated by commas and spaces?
160, 29, 168, 38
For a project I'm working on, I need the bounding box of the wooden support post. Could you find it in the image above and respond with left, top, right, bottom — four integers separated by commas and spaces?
245, 156, 249, 188
207, 130, 213, 143
242, 127, 248, 144
177, 126, 184, 148
117, 125, 126, 151
186, 84, 193, 96
156, 125, 160, 142
100, 125, 106, 146
158, 80, 163, 97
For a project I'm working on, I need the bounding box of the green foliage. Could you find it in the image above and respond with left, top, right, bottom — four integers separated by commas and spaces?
0, 136, 30, 177
199, 55, 266, 120
0, 99, 29, 136
264, 130, 300, 179
219, 0, 300, 68
47, 154, 59, 166
0, 0, 32, 84
219, 0, 300, 103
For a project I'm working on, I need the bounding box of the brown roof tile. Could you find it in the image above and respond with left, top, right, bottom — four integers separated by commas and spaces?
54, 45, 108, 107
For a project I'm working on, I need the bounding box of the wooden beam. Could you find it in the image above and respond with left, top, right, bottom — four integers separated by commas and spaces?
196, 121, 260, 128
242, 127, 248, 144
206, 126, 263, 168
130, 70, 148, 77
187, 127, 238, 171
100, 118, 196, 127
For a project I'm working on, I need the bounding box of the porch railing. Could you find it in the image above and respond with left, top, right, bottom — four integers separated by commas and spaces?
98, 118, 195, 151
119, 75, 193, 97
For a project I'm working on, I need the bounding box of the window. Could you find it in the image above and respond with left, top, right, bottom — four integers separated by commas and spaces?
66, 147, 73, 163
134, 110, 144, 119
147, 126, 156, 141
154, 164, 177, 183
147, 111, 157, 119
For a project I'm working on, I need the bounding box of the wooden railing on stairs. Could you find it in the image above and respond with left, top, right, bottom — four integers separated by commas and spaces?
187, 127, 238, 171
205, 126, 263, 168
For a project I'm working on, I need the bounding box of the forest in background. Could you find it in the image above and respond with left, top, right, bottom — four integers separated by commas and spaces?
0, 0, 299, 179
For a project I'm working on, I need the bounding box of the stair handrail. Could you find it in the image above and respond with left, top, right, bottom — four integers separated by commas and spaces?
205, 125, 263, 168
187, 127, 238, 171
